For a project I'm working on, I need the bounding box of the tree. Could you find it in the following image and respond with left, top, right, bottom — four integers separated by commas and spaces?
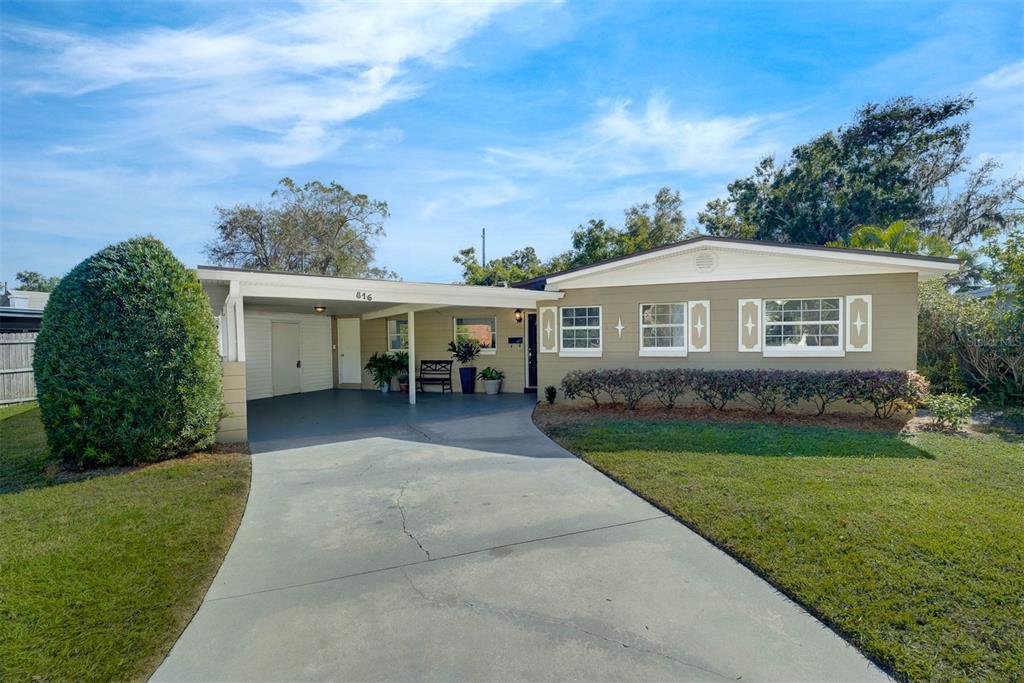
14, 271, 61, 292
825, 220, 952, 257
699, 96, 1023, 246
34, 237, 222, 467
454, 246, 546, 286
205, 178, 396, 279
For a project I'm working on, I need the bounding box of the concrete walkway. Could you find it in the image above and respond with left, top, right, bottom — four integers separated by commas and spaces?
155, 394, 888, 682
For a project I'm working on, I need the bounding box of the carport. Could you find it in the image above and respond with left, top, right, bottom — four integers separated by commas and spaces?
198, 266, 561, 444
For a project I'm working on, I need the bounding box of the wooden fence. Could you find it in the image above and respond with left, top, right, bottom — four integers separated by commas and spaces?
1, 332, 38, 404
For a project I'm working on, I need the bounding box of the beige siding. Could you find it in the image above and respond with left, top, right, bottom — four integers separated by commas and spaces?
217, 361, 247, 444
538, 273, 918, 391
359, 306, 531, 393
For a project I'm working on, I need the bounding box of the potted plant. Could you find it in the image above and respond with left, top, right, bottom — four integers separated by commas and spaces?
392, 351, 410, 393
447, 338, 481, 394
479, 367, 505, 395
365, 352, 398, 394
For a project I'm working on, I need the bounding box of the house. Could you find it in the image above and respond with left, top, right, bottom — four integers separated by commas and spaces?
0, 289, 50, 332
198, 236, 959, 443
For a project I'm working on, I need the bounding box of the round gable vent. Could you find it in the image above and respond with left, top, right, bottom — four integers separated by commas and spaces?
694, 251, 718, 273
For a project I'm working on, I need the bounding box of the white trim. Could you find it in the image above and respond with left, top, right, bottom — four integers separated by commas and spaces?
363, 303, 440, 321
638, 302, 688, 357
538, 306, 558, 353
761, 296, 845, 358
559, 305, 602, 358
737, 299, 761, 352
453, 315, 498, 355
687, 300, 710, 353
845, 295, 873, 352
544, 237, 959, 287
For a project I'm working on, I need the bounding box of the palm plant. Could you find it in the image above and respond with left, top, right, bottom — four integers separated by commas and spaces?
826, 220, 952, 257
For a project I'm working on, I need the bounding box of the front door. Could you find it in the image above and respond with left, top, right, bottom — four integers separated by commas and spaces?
336, 318, 362, 384
271, 322, 301, 396
526, 312, 538, 391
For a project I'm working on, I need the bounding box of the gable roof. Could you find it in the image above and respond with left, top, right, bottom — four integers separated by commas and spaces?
513, 236, 960, 290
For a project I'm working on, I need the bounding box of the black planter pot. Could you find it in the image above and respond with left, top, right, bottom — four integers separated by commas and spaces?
459, 366, 477, 394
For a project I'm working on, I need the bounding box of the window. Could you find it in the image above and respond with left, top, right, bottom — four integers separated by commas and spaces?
640, 303, 687, 356
454, 316, 497, 353
388, 319, 408, 351
560, 306, 601, 356
763, 297, 844, 357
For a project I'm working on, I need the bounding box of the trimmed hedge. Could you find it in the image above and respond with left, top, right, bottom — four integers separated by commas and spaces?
562, 368, 928, 418
34, 237, 223, 467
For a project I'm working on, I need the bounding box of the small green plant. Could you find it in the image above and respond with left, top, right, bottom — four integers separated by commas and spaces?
364, 352, 399, 388
391, 351, 409, 381
544, 385, 557, 405
448, 338, 481, 365
924, 393, 979, 432
479, 367, 505, 381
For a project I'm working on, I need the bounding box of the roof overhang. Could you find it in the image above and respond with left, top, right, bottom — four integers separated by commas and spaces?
196, 266, 562, 316
540, 237, 960, 289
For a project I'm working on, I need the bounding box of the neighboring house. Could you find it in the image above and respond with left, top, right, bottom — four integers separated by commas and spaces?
0, 289, 50, 332
198, 236, 959, 442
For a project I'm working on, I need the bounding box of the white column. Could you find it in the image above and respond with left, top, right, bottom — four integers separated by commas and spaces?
223, 280, 246, 362
407, 309, 416, 405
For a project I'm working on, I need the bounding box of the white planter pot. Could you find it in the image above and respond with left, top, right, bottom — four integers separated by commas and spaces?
483, 379, 502, 395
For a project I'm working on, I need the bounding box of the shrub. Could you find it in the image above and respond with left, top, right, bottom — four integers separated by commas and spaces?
844, 370, 929, 419
783, 369, 850, 416
742, 369, 792, 414
544, 385, 557, 405
608, 368, 654, 409
924, 393, 978, 431
690, 370, 742, 410
652, 368, 688, 408
34, 237, 222, 467
561, 369, 604, 407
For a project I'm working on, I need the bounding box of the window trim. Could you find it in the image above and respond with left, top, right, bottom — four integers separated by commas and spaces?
387, 318, 408, 352
453, 315, 498, 355
638, 302, 688, 357
761, 296, 845, 357
559, 305, 602, 357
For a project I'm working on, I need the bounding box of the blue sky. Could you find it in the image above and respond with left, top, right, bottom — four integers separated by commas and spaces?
2, 1, 1022, 285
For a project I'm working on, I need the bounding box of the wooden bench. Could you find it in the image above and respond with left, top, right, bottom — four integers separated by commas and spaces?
416, 360, 453, 394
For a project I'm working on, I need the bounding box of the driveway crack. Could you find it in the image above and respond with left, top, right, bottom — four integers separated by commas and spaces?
396, 482, 431, 560
400, 571, 736, 680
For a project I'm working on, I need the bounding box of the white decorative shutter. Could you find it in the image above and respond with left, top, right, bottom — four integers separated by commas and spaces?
845, 295, 872, 352
538, 307, 558, 353
737, 299, 761, 352
687, 300, 710, 352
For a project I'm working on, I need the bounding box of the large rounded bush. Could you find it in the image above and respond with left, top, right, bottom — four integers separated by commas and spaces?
34, 237, 223, 467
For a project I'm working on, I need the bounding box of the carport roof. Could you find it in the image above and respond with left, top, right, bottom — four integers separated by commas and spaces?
196, 265, 562, 316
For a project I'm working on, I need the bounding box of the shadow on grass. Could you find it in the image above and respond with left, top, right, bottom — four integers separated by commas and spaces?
0, 404, 56, 493
549, 419, 932, 459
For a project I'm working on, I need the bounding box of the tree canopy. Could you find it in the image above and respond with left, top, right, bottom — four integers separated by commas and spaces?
204, 178, 396, 279
826, 220, 952, 257
14, 271, 61, 292
455, 187, 695, 285
698, 96, 1022, 247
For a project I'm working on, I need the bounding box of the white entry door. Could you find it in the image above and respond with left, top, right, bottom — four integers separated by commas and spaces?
271, 322, 301, 396
337, 318, 362, 384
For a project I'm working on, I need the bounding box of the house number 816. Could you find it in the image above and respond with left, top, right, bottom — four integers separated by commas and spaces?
355, 291, 373, 301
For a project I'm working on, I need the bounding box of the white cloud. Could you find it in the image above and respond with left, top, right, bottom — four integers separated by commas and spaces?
5, 1, 521, 166
978, 60, 1024, 90
483, 94, 780, 180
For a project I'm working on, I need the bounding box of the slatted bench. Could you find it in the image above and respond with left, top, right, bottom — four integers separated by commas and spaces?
416, 360, 453, 394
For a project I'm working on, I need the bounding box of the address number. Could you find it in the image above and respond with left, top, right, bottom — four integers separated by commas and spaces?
355, 291, 373, 301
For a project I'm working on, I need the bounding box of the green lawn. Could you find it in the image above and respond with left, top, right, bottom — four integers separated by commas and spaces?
540, 414, 1024, 682
0, 404, 250, 681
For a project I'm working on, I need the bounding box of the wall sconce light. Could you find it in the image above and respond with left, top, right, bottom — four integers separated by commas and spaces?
314, 305, 326, 313
514, 308, 523, 324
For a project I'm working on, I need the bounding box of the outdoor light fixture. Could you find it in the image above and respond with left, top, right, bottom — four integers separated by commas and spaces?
314, 305, 326, 313
514, 308, 523, 323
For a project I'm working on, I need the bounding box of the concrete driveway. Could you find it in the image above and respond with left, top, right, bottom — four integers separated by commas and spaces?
155, 395, 888, 682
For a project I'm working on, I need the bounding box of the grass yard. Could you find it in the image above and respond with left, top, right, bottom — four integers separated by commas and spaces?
538, 410, 1024, 682
0, 403, 250, 681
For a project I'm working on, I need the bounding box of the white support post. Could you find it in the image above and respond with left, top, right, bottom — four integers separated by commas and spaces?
408, 309, 416, 405
223, 280, 246, 362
